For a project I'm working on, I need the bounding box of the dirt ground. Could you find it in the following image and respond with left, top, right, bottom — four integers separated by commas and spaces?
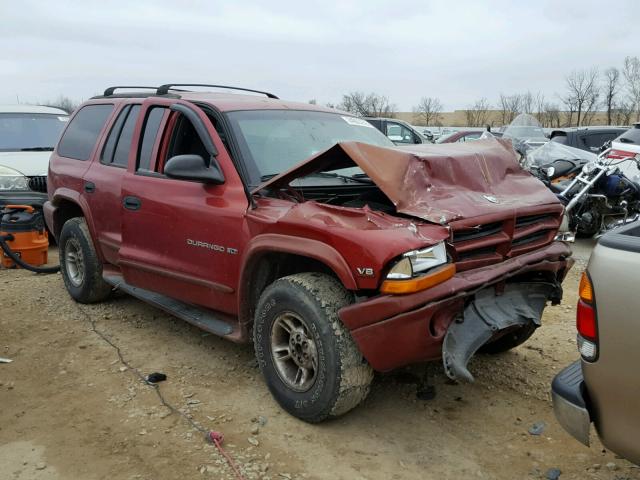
1, 240, 639, 480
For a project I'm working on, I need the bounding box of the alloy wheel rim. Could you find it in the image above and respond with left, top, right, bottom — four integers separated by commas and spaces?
270, 311, 318, 392
65, 238, 85, 287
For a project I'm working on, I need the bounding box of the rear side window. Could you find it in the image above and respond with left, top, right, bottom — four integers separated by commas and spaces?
617, 125, 640, 145
137, 107, 166, 171
101, 105, 140, 167
57, 104, 114, 160
579, 133, 609, 150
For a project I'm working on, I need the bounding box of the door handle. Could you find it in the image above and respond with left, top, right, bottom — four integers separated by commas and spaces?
84, 182, 96, 193
123, 196, 142, 211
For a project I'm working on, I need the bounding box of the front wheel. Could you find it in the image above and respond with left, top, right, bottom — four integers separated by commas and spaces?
253, 273, 373, 423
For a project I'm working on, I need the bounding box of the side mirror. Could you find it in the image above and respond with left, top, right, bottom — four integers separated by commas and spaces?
164, 154, 225, 184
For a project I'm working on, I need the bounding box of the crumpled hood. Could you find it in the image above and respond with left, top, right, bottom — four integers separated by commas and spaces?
253, 138, 560, 224
0, 151, 51, 176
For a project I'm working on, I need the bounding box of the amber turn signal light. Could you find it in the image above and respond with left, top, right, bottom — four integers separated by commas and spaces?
380, 264, 455, 295
578, 272, 593, 303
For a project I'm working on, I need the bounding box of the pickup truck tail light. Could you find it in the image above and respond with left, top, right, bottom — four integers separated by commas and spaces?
606, 148, 637, 161
576, 272, 598, 361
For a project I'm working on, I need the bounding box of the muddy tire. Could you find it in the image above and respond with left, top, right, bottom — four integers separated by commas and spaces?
253, 272, 373, 423
480, 323, 538, 354
59, 217, 111, 304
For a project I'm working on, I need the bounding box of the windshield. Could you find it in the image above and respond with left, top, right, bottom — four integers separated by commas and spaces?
524, 141, 597, 169
502, 113, 547, 141
226, 110, 395, 184
0, 113, 69, 152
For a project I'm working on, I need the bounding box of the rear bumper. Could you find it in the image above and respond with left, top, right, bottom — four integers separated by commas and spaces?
340, 241, 573, 371
552, 360, 591, 446
0, 191, 48, 209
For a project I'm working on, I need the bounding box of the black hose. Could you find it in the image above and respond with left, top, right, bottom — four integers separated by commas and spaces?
0, 235, 60, 274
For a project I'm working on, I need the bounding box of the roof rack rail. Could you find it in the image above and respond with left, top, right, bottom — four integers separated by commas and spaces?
103, 86, 161, 96
156, 84, 279, 99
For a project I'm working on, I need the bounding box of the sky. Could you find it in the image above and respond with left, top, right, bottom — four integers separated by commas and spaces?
2, 0, 639, 111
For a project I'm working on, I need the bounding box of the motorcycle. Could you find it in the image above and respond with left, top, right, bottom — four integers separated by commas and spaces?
553, 148, 640, 237
523, 141, 597, 193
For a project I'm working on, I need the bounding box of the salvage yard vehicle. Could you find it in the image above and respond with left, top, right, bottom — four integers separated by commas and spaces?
364, 117, 432, 144
550, 127, 626, 153
0, 105, 69, 209
436, 130, 484, 144
45, 84, 573, 422
552, 221, 640, 465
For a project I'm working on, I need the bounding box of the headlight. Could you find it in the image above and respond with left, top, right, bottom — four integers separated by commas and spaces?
386, 242, 448, 279
582, 162, 597, 174
382, 242, 455, 295
544, 166, 555, 178
0, 165, 29, 191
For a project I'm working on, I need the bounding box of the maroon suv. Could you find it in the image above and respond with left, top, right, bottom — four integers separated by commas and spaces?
45, 84, 573, 422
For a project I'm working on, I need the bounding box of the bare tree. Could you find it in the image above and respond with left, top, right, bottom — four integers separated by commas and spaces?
563, 68, 599, 126
613, 100, 635, 125
603, 67, 620, 125
522, 91, 534, 114
338, 92, 395, 117
623, 56, 640, 121
464, 98, 491, 127
412, 97, 443, 126
498, 93, 523, 125
43, 95, 78, 113
534, 92, 546, 124
308, 99, 317, 105
542, 103, 562, 128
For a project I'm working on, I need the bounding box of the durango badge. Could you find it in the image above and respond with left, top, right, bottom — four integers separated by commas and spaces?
482, 194, 499, 204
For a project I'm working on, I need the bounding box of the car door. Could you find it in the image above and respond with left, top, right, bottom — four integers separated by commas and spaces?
118, 99, 248, 315
81, 102, 139, 265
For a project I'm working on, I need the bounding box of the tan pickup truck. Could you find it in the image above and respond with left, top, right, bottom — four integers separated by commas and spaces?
552, 220, 640, 464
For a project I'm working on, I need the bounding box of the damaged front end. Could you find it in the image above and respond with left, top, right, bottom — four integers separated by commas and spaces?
443, 282, 561, 382
252, 138, 573, 378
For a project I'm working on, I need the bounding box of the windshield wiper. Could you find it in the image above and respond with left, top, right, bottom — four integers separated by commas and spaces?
306, 172, 374, 184
20, 147, 54, 151
260, 173, 279, 181
260, 172, 373, 184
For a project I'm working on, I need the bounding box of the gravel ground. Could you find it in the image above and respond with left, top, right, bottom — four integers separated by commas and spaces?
1, 240, 639, 480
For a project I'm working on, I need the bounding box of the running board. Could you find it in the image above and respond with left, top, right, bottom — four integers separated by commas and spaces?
103, 274, 234, 336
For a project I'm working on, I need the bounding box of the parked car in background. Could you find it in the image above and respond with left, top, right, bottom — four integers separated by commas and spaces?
436, 130, 484, 143
550, 127, 627, 153
606, 123, 640, 160
553, 221, 640, 464
0, 105, 69, 209
413, 126, 435, 142
46, 84, 572, 422
365, 117, 432, 144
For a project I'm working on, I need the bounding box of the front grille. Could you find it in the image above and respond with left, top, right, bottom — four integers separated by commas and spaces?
28, 176, 47, 193
512, 231, 547, 247
448, 210, 562, 271
452, 222, 503, 242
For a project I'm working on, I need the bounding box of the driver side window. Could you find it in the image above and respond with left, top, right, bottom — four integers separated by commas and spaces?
167, 115, 209, 163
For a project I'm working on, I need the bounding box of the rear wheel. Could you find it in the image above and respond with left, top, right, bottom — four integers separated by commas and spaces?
253, 272, 373, 422
59, 217, 111, 303
480, 323, 538, 354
